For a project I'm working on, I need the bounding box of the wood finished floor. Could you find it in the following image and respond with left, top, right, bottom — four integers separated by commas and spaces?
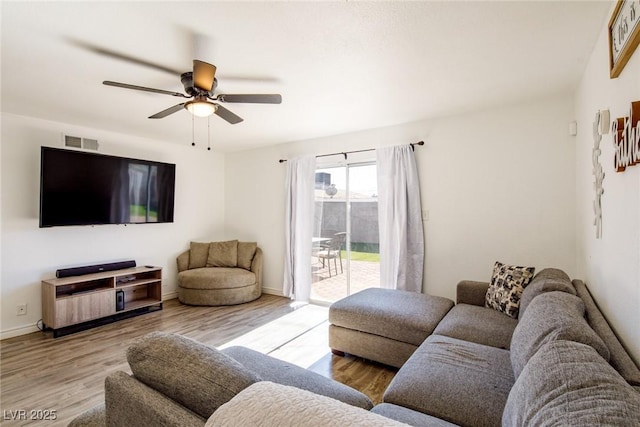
0, 295, 397, 426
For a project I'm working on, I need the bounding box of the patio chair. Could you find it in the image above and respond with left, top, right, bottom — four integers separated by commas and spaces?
317, 232, 346, 277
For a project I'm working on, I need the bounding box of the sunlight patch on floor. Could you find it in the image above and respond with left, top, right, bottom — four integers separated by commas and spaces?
268, 321, 331, 368
217, 304, 329, 367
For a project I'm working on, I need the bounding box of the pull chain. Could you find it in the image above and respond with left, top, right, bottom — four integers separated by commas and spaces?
207, 116, 211, 151
191, 114, 195, 147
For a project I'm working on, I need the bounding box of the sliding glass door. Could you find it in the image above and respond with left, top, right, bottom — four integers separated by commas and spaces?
311, 162, 380, 303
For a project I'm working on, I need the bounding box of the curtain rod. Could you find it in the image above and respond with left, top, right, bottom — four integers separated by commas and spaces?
277, 140, 424, 163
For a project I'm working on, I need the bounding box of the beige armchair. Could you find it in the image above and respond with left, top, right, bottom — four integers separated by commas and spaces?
176, 240, 262, 306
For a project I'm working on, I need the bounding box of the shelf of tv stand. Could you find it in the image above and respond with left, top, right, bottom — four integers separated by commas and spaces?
116, 277, 160, 288
122, 298, 159, 311
42, 266, 162, 337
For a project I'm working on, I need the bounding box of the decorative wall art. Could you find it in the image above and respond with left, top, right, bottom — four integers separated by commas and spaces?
612, 101, 640, 172
609, 0, 640, 78
592, 111, 606, 239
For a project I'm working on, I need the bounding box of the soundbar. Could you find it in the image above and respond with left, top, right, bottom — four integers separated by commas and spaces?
56, 260, 136, 278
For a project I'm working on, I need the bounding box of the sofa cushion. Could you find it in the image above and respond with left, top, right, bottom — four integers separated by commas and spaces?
456, 280, 490, 306
105, 371, 205, 427
432, 303, 518, 349
207, 382, 403, 427
188, 241, 210, 269
329, 288, 454, 346
222, 346, 373, 409
485, 261, 535, 319
206, 240, 238, 267
383, 335, 514, 427
518, 268, 575, 320
531, 266, 571, 282
178, 267, 256, 290
510, 291, 610, 379
574, 279, 640, 386
68, 403, 105, 427
127, 332, 261, 419
237, 242, 257, 270
503, 340, 640, 426
371, 403, 458, 427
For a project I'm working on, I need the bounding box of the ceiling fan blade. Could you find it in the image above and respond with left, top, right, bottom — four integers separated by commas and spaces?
176, 29, 278, 83
149, 103, 186, 119
69, 39, 183, 76
216, 94, 282, 104
103, 81, 189, 98
218, 75, 281, 83
193, 60, 216, 92
214, 104, 243, 124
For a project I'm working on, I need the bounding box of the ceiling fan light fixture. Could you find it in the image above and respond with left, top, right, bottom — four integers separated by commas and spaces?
185, 100, 217, 117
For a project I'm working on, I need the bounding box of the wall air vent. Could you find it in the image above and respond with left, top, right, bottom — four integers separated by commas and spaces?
64, 135, 82, 148
63, 134, 99, 151
83, 138, 99, 150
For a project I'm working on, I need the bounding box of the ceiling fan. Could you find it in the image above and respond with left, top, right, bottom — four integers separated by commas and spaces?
103, 60, 282, 124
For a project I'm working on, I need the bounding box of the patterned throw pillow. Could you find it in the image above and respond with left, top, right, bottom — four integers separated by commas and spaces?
485, 261, 535, 318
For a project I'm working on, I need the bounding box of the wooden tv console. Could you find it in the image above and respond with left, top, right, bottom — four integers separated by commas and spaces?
42, 266, 162, 337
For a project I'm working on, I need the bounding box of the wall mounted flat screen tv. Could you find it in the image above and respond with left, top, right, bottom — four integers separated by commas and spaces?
40, 147, 176, 227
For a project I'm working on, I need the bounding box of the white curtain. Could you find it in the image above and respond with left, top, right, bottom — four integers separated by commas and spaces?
376, 145, 424, 292
283, 155, 316, 302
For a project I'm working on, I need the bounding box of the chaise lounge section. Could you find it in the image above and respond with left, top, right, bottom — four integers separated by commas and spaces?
329, 288, 454, 368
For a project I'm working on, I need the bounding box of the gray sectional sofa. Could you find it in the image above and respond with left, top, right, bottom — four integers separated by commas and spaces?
382, 272, 640, 426
70, 268, 640, 426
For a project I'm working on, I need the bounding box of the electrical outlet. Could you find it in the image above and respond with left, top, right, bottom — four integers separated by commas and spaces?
16, 304, 27, 316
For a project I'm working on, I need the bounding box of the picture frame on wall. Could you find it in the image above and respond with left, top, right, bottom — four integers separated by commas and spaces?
609, 0, 640, 78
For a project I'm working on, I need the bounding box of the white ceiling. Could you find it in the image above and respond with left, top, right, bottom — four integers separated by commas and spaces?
1, 1, 611, 152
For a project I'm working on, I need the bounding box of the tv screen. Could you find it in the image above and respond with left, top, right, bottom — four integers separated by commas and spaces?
40, 147, 176, 227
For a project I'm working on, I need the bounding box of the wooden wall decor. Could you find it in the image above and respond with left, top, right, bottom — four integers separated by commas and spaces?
609, 0, 640, 78
612, 100, 640, 172
593, 111, 606, 239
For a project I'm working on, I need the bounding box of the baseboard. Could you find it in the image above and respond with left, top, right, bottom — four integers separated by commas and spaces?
262, 287, 285, 297
0, 323, 40, 340
162, 291, 178, 301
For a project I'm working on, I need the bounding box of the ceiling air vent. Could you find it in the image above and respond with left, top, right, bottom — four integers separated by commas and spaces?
63, 134, 99, 151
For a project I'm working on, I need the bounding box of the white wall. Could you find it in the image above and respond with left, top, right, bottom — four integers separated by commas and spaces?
225, 94, 577, 299
0, 114, 226, 338
574, 8, 640, 363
